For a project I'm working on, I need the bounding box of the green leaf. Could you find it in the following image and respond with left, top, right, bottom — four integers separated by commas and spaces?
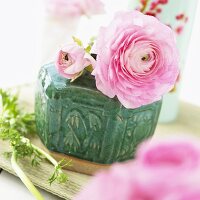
72, 36, 83, 46
48, 159, 72, 185
85, 45, 92, 53
85, 36, 96, 53
0, 88, 70, 198
85, 65, 93, 73
89, 36, 96, 44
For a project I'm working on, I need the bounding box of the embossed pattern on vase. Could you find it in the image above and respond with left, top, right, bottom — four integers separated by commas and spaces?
35, 63, 162, 164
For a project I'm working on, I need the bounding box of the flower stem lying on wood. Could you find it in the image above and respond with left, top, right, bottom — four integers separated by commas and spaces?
11, 151, 44, 200
0, 89, 70, 200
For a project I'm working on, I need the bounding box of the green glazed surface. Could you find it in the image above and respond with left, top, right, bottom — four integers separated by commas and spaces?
35, 63, 162, 164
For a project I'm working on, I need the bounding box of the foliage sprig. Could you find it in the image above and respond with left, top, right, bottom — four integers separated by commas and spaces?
0, 89, 70, 200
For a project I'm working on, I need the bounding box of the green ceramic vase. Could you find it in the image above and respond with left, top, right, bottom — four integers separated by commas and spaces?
35, 63, 162, 164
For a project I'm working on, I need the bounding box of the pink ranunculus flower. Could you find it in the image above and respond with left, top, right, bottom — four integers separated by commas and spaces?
174, 190, 200, 200
137, 138, 200, 171
93, 11, 179, 108
46, 0, 104, 18
55, 43, 95, 79
75, 137, 200, 200
75, 162, 137, 200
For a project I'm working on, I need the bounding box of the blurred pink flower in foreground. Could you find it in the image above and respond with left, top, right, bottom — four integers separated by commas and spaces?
75, 137, 200, 200
93, 11, 179, 109
46, 0, 104, 18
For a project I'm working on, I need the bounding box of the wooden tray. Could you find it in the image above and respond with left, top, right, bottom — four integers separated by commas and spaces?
0, 139, 90, 200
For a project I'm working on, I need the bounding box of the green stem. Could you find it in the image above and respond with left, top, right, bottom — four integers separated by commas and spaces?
31, 144, 63, 175
31, 144, 58, 167
11, 151, 44, 200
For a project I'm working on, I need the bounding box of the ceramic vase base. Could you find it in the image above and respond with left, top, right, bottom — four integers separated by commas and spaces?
41, 143, 110, 175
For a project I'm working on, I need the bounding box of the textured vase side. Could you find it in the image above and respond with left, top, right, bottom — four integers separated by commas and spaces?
35, 63, 162, 164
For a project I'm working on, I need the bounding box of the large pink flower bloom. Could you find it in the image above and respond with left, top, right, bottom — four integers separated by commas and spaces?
93, 11, 179, 108
75, 138, 200, 200
55, 43, 95, 79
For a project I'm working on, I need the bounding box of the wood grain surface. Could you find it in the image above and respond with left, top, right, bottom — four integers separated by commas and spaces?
0, 139, 90, 200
